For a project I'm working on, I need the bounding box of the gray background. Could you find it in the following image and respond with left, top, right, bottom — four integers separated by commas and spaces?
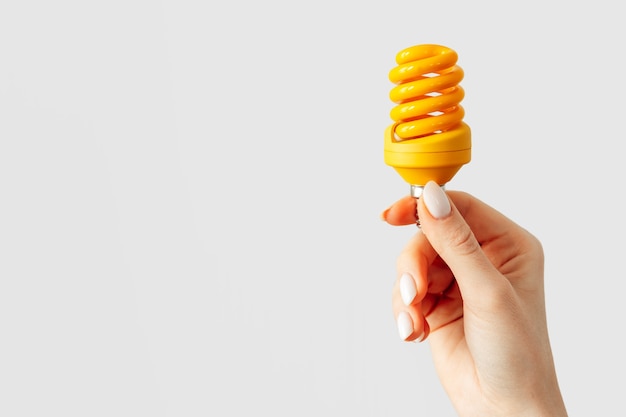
1, 1, 623, 416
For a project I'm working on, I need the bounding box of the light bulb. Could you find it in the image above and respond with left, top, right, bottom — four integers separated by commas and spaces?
384, 44, 471, 199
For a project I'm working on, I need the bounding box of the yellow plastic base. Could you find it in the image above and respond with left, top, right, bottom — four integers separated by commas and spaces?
384, 122, 471, 186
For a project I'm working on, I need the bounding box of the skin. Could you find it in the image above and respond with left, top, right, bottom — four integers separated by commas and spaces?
382, 184, 568, 417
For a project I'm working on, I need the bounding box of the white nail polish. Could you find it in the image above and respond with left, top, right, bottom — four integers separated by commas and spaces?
399, 273, 417, 306
397, 311, 414, 341
423, 181, 451, 219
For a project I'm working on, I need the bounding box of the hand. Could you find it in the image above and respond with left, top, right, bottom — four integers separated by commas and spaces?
381, 181, 567, 417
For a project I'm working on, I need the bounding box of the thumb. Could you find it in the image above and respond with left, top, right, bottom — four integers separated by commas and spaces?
417, 181, 505, 306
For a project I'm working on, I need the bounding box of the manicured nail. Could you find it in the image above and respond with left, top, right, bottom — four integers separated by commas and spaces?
397, 311, 414, 341
399, 273, 417, 306
422, 181, 451, 219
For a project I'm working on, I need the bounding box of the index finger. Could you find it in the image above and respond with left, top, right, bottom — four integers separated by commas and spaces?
381, 191, 524, 245
380, 195, 416, 225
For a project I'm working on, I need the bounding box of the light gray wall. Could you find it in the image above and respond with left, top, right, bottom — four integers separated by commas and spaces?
1, 1, 622, 416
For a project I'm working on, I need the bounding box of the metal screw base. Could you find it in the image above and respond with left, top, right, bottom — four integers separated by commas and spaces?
410, 184, 445, 228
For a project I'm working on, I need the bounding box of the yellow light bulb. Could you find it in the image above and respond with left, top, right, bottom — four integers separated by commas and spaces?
384, 44, 471, 197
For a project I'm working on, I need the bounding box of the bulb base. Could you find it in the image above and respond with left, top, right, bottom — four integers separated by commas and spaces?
410, 184, 446, 198
384, 122, 471, 187
410, 185, 424, 198
411, 184, 446, 228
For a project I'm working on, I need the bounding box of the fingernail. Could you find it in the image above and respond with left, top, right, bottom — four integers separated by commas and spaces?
380, 208, 390, 221
422, 181, 451, 219
397, 311, 414, 341
399, 273, 417, 306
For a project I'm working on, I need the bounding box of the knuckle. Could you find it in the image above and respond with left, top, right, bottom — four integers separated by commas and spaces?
446, 222, 480, 257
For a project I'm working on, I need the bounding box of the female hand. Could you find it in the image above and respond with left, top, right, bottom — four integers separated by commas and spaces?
381, 181, 567, 417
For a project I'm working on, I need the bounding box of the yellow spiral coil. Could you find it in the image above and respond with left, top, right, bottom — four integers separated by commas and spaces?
384, 44, 471, 187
